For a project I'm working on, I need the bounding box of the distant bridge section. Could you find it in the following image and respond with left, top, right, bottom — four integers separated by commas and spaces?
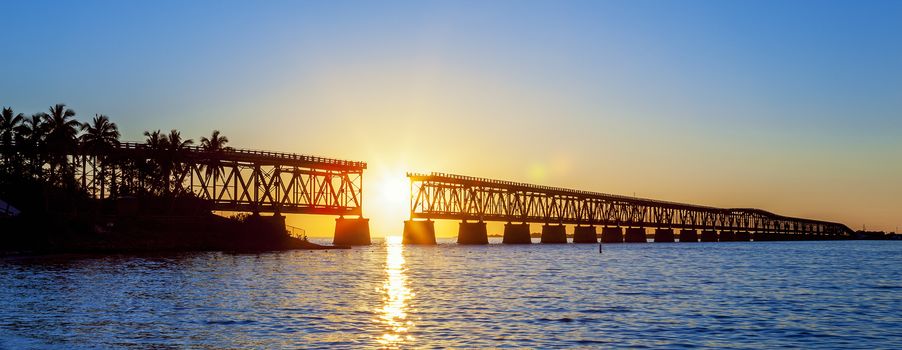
403, 172, 853, 244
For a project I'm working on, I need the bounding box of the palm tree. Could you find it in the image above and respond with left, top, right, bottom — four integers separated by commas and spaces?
143, 130, 168, 194
0, 107, 25, 174
44, 104, 80, 186
81, 114, 120, 198
200, 130, 231, 198
80, 114, 120, 154
165, 129, 193, 194
18, 113, 48, 179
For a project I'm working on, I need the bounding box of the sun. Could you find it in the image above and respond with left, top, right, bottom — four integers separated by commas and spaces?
365, 169, 411, 236
377, 174, 409, 207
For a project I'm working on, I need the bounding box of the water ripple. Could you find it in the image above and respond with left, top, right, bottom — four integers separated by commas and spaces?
0, 240, 900, 348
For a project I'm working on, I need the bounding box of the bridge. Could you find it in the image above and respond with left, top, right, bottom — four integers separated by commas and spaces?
74, 142, 372, 245
403, 172, 854, 244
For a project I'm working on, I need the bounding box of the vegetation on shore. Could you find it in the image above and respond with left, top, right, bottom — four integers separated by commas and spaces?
0, 103, 332, 253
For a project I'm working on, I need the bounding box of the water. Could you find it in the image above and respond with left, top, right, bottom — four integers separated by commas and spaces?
1, 238, 900, 349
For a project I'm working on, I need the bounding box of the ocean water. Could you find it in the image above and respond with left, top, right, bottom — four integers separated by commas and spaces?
0, 238, 900, 349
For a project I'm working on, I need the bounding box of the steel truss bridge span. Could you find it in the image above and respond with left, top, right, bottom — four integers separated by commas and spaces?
76, 142, 365, 216
408, 172, 852, 237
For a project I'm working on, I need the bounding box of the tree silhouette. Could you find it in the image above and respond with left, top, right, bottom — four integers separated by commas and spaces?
0, 107, 25, 174
81, 114, 120, 198
165, 129, 193, 194
143, 129, 169, 195
44, 104, 80, 187
18, 113, 48, 179
200, 130, 231, 199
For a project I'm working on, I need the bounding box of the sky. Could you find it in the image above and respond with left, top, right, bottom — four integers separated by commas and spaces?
1, 0, 900, 236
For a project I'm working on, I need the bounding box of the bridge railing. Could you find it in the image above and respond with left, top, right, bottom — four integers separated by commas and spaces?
116, 141, 366, 169
409, 172, 723, 209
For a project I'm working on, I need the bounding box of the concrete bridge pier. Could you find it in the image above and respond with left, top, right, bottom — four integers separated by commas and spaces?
625, 227, 647, 243
718, 230, 734, 241
541, 224, 567, 243
601, 227, 624, 243
403, 219, 436, 244
679, 229, 698, 242
654, 228, 675, 242
572, 225, 598, 243
734, 231, 750, 241
458, 221, 488, 245
700, 230, 717, 242
502, 223, 532, 244
333, 217, 371, 245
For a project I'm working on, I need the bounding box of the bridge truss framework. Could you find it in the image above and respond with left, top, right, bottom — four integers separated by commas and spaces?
408, 172, 852, 237
75, 142, 365, 216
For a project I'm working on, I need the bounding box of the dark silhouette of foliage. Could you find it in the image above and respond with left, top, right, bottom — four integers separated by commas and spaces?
200, 130, 231, 195
80, 114, 120, 198
0, 107, 25, 173
0, 103, 229, 202
44, 104, 80, 187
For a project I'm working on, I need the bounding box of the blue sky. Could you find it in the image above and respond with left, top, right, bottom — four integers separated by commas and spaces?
2, 0, 900, 234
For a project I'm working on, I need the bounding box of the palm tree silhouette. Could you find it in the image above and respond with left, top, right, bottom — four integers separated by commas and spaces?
0, 107, 25, 174
81, 114, 120, 154
19, 113, 48, 179
81, 114, 120, 198
143, 130, 169, 194
44, 104, 80, 187
200, 130, 231, 199
165, 129, 193, 194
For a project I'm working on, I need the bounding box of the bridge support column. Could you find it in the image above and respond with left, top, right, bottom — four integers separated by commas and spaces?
333, 217, 371, 246
503, 223, 532, 244
403, 220, 436, 245
458, 221, 488, 245
601, 227, 624, 243
734, 231, 750, 241
625, 227, 646, 243
654, 228, 675, 242
700, 230, 717, 242
541, 224, 567, 243
573, 226, 597, 243
679, 229, 698, 242
719, 230, 734, 241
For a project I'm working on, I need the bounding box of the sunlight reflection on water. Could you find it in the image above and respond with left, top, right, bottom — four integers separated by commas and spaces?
378, 236, 414, 347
